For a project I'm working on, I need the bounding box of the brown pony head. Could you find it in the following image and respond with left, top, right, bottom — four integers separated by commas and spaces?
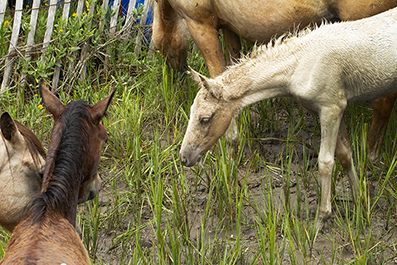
32, 80, 116, 227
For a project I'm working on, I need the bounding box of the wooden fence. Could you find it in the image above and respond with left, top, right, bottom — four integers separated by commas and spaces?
0, 0, 153, 93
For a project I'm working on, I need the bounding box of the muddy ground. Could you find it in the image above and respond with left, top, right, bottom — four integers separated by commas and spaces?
94, 107, 397, 264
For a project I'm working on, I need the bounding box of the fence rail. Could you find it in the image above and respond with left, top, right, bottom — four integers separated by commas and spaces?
0, 0, 153, 93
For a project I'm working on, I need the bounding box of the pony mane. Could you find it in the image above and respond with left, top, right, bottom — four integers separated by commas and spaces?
248, 19, 331, 61
15, 121, 46, 167
28, 100, 92, 224
219, 20, 331, 88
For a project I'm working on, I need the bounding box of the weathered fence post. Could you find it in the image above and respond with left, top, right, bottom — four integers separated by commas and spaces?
1, 0, 153, 93
41, 0, 58, 63
0, 0, 7, 28
109, 0, 121, 34
52, 0, 72, 91
125, 0, 137, 27
79, 0, 97, 81
62, 0, 86, 93
134, 0, 152, 57
104, 0, 121, 68
20, 0, 44, 90
1, 0, 23, 93
99, 0, 110, 29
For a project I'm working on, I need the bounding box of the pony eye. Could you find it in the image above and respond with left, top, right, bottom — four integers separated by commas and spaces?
200, 117, 211, 124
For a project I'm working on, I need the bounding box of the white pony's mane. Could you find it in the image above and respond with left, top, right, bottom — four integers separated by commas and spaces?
219, 20, 333, 84
250, 25, 315, 58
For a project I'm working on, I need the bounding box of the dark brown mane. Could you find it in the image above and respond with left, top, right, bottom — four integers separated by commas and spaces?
28, 100, 92, 225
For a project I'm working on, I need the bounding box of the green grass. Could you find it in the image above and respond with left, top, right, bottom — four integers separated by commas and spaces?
1, 2, 397, 264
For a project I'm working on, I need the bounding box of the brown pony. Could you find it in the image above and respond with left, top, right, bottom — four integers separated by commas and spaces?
0, 80, 116, 264
152, 0, 397, 163
0, 112, 46, 232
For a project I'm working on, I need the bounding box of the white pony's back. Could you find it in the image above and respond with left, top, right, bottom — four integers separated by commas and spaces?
236, 7, 397, 103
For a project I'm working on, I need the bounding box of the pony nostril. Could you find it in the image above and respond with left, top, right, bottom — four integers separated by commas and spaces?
88, 190, 97, 201
181, 156, 188, 166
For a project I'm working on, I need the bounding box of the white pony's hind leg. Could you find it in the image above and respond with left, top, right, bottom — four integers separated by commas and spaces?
335, 120, 359, 202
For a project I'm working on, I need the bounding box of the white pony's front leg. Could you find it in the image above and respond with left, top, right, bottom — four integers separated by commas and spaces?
225, 117, 239, 144
318, 106, 345, 220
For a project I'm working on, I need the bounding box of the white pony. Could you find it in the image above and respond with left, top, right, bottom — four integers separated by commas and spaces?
180, 7, 397, 220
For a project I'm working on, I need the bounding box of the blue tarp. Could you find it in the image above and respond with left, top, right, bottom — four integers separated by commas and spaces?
109, 0, 153, 25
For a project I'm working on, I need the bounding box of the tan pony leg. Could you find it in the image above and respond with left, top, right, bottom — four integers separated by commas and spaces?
367, 93, 397, 164
223, 28, 241, 66
185, 19, 225, 77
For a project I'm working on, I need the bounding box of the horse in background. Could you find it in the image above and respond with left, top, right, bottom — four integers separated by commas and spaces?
0, 112, 45, 232
0, 80, 116, 264
153, 0, 397, 164
180, 8, 397, 222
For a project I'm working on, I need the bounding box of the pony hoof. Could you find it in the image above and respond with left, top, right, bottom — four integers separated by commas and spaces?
316, 217, 333, 233
317, 211, 334, 232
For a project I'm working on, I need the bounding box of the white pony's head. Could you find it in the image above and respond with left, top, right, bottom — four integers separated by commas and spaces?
180, 68, 243, 167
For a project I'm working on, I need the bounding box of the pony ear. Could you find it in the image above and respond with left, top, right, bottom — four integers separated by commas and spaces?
188, 66, 223, 99
188, 66, 204, 84
90, 87, 117, 124
0, 112, 18, 142
39, 79, 65, 119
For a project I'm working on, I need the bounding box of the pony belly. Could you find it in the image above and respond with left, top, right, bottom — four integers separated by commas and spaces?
214, 0, 330, 43
346, 79, 397, 103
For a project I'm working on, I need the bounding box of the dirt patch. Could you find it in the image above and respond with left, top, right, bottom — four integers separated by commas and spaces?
93, 110, 397, 264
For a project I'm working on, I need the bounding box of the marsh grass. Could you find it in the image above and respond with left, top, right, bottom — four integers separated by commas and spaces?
1, 4, 397, 264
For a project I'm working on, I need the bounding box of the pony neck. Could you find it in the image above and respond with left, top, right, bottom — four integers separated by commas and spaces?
33, 104, 91, 227
220, 41, 304, 108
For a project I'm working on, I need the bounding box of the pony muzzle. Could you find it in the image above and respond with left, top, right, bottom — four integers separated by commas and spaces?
78, 174, 102, 204
180, 149, 202, 167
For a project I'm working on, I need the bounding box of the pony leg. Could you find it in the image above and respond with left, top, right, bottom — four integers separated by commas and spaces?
367, 93, 397, 164
185, 19, 225, 77
223, 28, 243, 144
318, 106, 344, 220
152, 0, 190, 73
223, 28, 241, 66
335, 119, 359, 202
